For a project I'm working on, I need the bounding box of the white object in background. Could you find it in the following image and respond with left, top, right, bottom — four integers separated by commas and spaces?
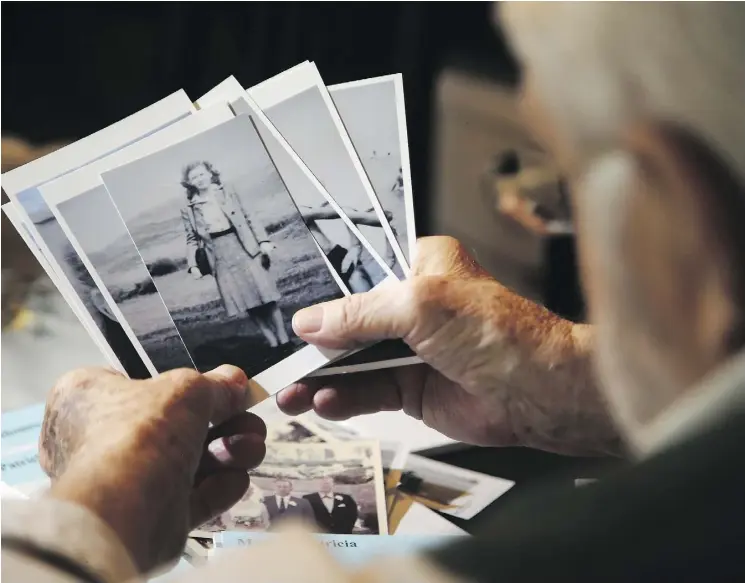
1, 482, 28, 500
345, 411, 460, 454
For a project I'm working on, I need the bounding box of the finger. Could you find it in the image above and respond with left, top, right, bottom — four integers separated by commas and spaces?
200, 365, 254, 425
291, 281, 418, 349
190, 471, 250, 530
276, 380, 321, 415
281, 371, 402, 421
206, 411, 267, 443
203, 433, 266, 472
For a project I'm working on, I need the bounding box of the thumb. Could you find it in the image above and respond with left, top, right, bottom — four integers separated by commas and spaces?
291, 280, 419, 350
200, 365, 256, 425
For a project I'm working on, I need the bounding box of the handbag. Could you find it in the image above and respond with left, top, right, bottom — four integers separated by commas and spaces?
187, 205, 212, 276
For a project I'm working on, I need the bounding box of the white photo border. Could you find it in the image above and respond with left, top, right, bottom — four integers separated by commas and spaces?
328, 73, 418, 266
247, 61, 409, 277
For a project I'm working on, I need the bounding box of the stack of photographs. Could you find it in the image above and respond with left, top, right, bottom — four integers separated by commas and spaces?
1, 61, 422, 395
2, 63, 517, 562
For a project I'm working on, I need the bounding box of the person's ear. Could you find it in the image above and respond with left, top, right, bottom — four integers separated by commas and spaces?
620, 122, 745, 384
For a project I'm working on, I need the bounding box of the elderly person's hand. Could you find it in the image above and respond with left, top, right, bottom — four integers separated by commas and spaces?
280, 236, 621, 456
39, 365, 266, 574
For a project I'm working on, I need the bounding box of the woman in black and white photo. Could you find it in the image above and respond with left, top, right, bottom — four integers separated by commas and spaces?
180, 160, 290, 352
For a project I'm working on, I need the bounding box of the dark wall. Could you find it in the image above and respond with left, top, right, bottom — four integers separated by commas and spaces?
1, 1, 517, 234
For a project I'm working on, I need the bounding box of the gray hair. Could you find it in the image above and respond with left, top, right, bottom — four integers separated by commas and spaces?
500, 3, 745, 183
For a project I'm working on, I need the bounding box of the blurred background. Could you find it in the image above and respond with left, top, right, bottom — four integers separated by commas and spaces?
1, 1, 583, 410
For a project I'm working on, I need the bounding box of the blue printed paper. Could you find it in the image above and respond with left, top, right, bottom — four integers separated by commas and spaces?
1, 403, 47, 488
1, 403, 45, 451
217, 532, 459, 567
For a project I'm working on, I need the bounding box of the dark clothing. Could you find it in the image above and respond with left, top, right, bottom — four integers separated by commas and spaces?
326, 244, 354, 287
262, 496, 316, 530
430, 407, 745, 583
303, 492, 359, 535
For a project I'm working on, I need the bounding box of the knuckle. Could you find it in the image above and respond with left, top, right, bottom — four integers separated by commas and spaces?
52, 367, 108, 395
404, 276, 454, 334
338, 295, 366, 333
412, 236, 467, 276
160, 368, 204, 393
407, 275, 448, 311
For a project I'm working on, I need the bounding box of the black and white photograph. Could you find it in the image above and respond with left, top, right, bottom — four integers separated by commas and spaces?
100, 114, 347, 389
54, 185, 195, 374
198, 441, 387, 535
231, 94, 392, 295
39, 103, 238, 378
6, 185, 149, 379
329, 74, 416, 265
247, 62, 409, 281
0, 90, 196, 379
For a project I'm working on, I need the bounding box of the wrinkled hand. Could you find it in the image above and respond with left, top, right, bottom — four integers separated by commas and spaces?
39, 365, 266, 573
259, 242, 275, 254
280, 236, 620, 456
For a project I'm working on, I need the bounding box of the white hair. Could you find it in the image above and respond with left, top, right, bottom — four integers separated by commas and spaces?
500, 3, 745, 449
501, 3, 745, 183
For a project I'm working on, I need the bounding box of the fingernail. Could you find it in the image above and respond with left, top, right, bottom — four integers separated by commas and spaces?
293, 306, 323, 334
208, 437, 232, 463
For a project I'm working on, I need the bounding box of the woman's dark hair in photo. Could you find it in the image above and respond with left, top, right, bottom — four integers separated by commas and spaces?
180, 160, 223, 199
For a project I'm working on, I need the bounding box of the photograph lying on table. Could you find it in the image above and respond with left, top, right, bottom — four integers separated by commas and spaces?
101, 114, 348, 391
328, 74, 416, 264
248, 61, 408, 281
248, 395, 342, 444
198, 441, 388, 535
0, 90, 196, 378
266, 418, 331, 444
397, 454, 514, 520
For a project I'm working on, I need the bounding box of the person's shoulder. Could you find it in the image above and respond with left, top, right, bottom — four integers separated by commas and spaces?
303, 492, 317, 500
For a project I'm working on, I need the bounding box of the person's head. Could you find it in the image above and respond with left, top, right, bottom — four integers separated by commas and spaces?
498, 3, 745, 452
274, 478, 292, 497
319, 476, 335, 494
181, 161, 221, 198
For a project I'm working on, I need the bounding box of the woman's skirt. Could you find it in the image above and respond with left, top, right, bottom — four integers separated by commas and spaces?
211, 231, 281, 316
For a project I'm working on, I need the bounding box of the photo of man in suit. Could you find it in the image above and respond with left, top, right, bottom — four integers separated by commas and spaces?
262, 478, 316, 529
303, 476, 359, 534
